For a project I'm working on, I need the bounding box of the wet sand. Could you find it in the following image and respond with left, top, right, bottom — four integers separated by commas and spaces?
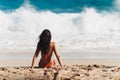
0, 59, 120, 67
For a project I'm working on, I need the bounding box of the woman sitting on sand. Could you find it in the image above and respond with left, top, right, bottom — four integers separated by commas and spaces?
31, 29, 63, 68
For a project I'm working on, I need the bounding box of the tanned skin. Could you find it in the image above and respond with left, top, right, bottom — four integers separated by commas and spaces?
31, 42, 63, 68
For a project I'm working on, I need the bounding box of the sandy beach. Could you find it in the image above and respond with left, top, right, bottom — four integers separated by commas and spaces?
0, 49, 120, 80
0, 63, 120, 80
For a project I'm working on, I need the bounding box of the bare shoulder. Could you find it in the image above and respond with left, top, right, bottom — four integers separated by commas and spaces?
50, 42, 56, 47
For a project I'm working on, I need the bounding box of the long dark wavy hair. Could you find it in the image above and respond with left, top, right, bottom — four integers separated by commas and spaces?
38, 29, 51, 54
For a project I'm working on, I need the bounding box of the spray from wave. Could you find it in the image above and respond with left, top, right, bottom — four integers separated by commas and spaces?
0, 0, 120, 49
114, 0, 120, 11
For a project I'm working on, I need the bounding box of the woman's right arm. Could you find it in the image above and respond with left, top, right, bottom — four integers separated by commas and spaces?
31, 44, 40, 69
53, 42, 63, 68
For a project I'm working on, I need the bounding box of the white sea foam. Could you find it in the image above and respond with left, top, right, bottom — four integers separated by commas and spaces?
115, 0, 120, 10
0, 3, 120, 50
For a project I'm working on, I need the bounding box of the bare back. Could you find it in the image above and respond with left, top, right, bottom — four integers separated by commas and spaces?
39, 42, 55, 68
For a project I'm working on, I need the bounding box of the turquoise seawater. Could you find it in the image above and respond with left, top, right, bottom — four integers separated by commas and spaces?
0, 0, 115, 13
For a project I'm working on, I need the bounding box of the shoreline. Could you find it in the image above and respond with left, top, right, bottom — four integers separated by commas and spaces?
0, 48, 120, 67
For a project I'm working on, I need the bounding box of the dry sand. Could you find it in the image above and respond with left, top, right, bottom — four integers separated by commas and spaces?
0, 49, 120, 80
0, 59, 120, 80
0, 64, 120, 80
